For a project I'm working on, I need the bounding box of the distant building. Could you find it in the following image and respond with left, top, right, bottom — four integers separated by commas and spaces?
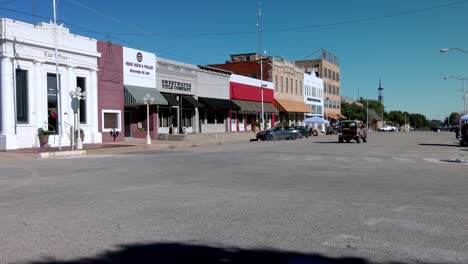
295, 49, 344, 122
209, 53, 312, 125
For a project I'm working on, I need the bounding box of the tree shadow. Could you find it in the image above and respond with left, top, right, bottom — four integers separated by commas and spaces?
27, 242, 412, 264
314, 141, 341, 144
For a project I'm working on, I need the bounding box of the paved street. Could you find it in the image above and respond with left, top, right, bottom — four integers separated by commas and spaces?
1, 132, 467, 264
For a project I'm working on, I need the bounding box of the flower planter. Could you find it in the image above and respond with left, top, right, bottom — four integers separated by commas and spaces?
39, 135, 49, 147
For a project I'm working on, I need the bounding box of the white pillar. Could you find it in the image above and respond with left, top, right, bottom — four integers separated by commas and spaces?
90, 69, 101, 143
0, 57, 17, 149
32, 61, 43, 129
194, 106, 199, 133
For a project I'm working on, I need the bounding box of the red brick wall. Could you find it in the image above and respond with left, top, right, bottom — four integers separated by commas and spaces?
97, 41, 125, 142
208, 60, 272, 82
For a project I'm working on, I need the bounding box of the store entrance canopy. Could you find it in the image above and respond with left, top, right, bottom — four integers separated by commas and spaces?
124, 85, 167, 106
231, 100, 278, 113
274, 99, 313, 113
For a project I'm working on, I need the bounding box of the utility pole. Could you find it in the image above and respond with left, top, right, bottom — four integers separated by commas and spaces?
257, 0, 264, 130
366, 99, 369, 131
53, 0, 62, 150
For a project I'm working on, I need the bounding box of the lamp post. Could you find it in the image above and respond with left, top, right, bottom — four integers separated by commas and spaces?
325, 97, 330, 120
443, 76, 467, 114
69, 87, 87, 150
143, 94, 154, 145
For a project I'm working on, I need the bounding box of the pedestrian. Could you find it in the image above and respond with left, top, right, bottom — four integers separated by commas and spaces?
455, 125, 460, 139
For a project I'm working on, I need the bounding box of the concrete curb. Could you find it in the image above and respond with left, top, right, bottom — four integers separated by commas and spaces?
37, 150, 86, 159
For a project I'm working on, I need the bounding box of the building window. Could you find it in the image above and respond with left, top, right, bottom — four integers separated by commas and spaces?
159, 107, 169, 127
281, 76, 284, 93
295, 80, 298, 95
76, 77, 87, 124
15, 69, 28, 123
275, 75, 278, 92
286, 78, 288, 93
216, 111, 225, 124
207, 111, 216, 124
332, 71, 336, 81
337, 87, 340, 95
300, 81, 303, 95
102, 110, 121, 132
182, 109, 192, 127
324, 67, 328, 78
291, 78, 294, 94
47, 73, 60, 134
337, 73, 340, 82
328, 69, 332, 79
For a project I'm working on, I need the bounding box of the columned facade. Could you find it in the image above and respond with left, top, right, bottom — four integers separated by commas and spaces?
0, 18, 102, 150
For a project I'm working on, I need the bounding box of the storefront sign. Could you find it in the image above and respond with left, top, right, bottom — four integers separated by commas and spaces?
44, 51, 68, 60
161, 80, 191, 92
123, 47, 156, 88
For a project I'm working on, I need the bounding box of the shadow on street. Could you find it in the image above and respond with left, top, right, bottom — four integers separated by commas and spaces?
27, 242, 412, 264
418, 143, 459, 147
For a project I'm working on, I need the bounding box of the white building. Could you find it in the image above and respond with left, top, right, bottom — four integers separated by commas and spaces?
0, 18, 101, 150
304, 70, 324, 119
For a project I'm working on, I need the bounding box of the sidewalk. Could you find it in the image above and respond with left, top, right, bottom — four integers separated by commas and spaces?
0, 132, 257, 161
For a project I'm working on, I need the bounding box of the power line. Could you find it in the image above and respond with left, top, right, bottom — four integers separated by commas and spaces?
68, 0, 468, 37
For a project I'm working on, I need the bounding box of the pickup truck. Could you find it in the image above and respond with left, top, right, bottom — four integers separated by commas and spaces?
432, 125, 454, 132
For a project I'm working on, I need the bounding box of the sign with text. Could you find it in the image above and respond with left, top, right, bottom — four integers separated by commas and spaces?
123, 47, 156, 88
161, 80, 192, 92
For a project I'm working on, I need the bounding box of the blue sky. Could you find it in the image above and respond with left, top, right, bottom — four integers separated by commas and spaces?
2, 0, 468, 120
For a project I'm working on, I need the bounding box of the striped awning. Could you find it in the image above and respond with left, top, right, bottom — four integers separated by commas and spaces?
124, 86, 167, 106
274, 99, 314, 113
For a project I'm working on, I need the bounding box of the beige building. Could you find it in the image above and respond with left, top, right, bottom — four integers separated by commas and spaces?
270, 57, 312, 124
295, 49, 344, 122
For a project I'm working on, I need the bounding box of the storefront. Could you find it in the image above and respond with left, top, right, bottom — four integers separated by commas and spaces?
122, 47, 167, 139
1, 19, 101, 150
229, 74, 278, 131
274, 98, 313, 126
197, 65, 239, 133
156, 58, 203, 134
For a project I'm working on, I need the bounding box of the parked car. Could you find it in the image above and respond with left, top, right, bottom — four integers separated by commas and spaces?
338, 120, 367, 143
432, 125, 455, 132
326, 123, 341, 135
256, 126, 302, 141
379, 125, 398, 132
293, 126, 310, 137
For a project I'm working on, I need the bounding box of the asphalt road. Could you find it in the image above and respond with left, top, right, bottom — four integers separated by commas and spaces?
0, 132, 467, 264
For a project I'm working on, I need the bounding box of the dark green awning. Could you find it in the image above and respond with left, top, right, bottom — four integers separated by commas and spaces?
183, 95, 204, 108
231, 100, 278, 113
124, 86, 167, 106
198, 97, 240, 110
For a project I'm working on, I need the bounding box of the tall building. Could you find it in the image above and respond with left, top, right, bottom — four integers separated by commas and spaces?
295, 49, 345, 122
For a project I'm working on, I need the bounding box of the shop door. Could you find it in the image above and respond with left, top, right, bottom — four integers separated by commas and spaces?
124, 110, 132, 137
231, 112, 237, 132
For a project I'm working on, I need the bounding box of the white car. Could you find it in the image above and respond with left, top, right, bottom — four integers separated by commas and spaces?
379, 125, 398, 132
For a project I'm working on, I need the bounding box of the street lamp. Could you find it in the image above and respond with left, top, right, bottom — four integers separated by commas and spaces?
440, 48, 468, 54
143, 94, 154, 145
443, 76, 467, 114
69, 87, 87, 150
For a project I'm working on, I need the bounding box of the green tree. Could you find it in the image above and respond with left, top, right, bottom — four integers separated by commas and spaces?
448, 112, 461, 125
